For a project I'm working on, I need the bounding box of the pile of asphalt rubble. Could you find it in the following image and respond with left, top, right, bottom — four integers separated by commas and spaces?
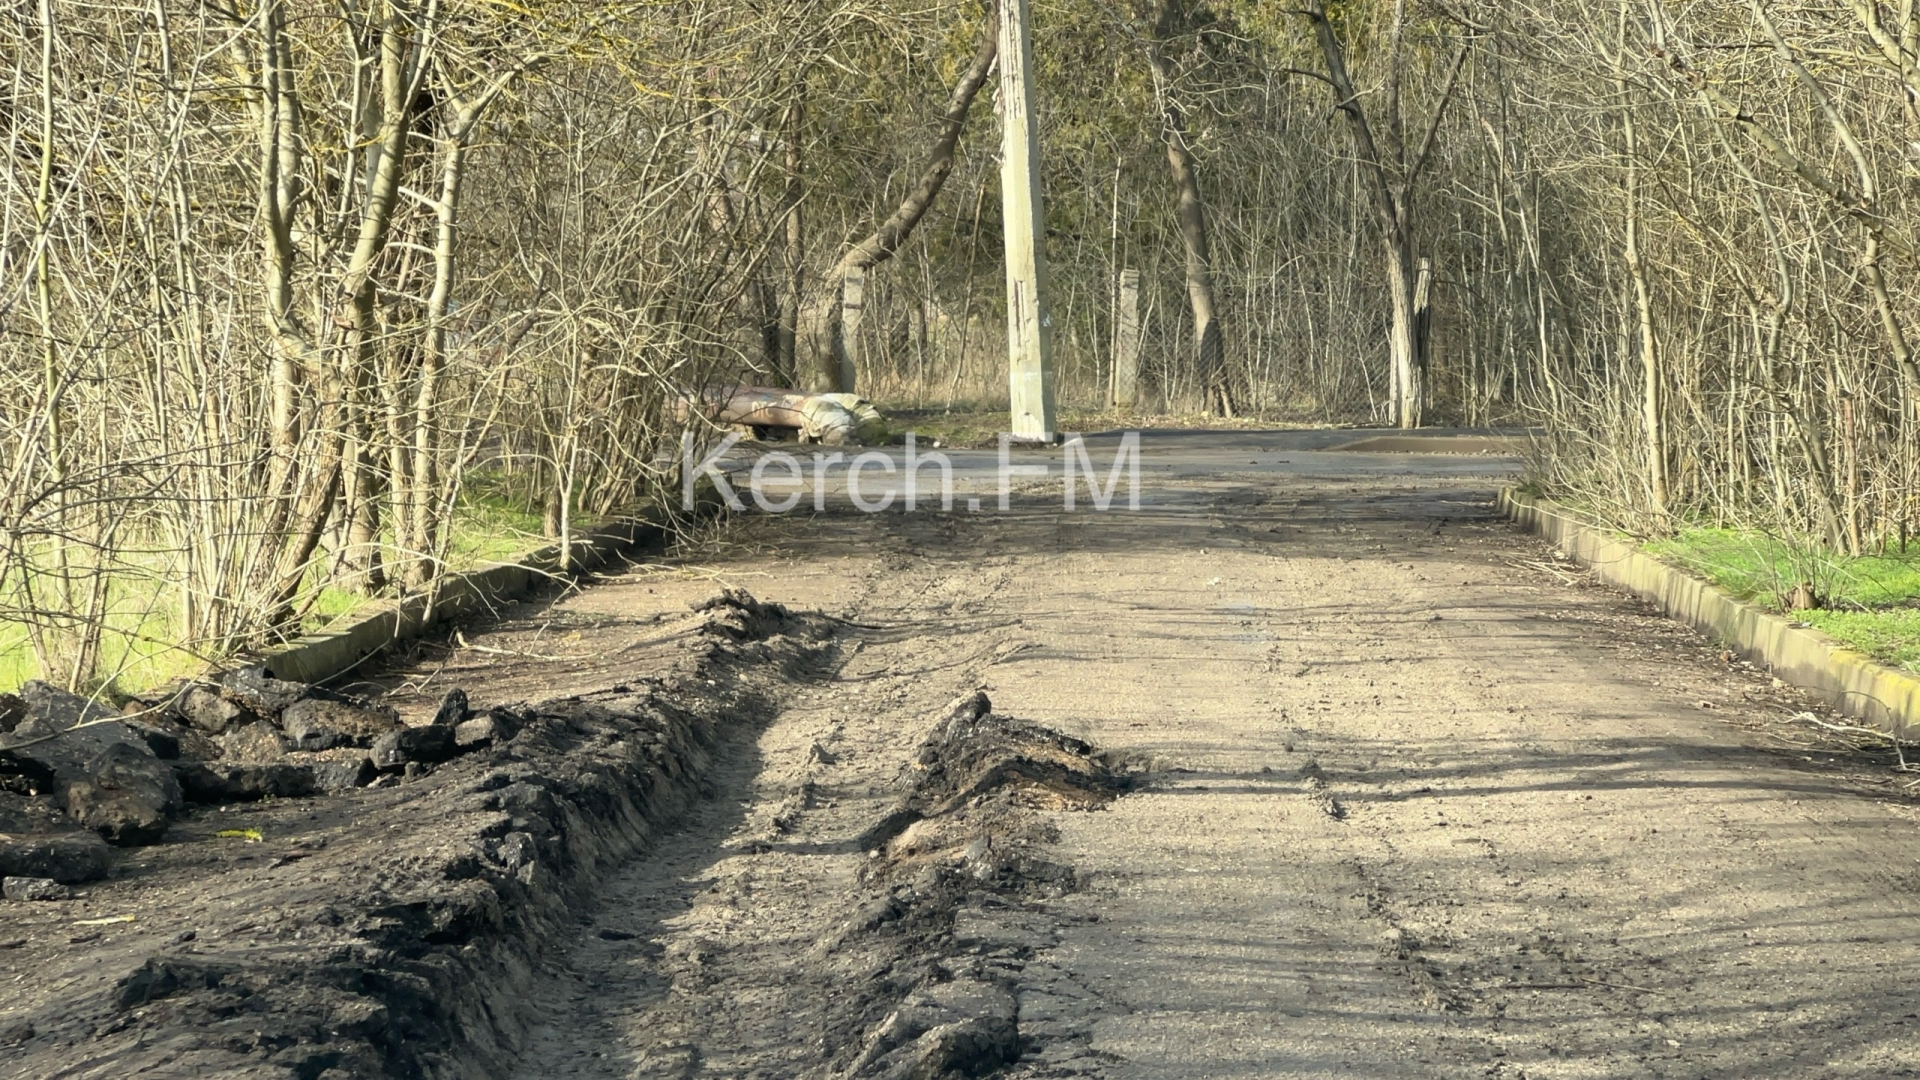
0, 663, 508, 896
829, 690, 1141, 1080
0, 589, 825, 1077
0, 591, 1138, 1080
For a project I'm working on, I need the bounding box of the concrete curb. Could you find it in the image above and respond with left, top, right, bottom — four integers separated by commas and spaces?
1499, 489, 1919, 740
254, 492, 719, 686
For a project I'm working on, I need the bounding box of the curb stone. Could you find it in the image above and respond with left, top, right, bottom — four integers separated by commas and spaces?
254, 484, 725, 686
1499, 488, 1919, 740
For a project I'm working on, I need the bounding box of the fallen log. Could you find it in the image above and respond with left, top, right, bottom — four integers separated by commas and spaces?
688, 386, 889, 446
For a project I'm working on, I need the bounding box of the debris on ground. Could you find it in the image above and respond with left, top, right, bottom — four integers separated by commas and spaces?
820, 692, 1137, 1078
0, 588, 833, 1079
686, 384, 890, 445
858, 690, 1138, 858
0, 669, 532, 870
2, 876, 73, 902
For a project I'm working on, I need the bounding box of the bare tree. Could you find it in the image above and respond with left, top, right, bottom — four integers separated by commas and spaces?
1142, 0, 1234, 416
1297, 0, 1469, 428
800, 9, 999, 393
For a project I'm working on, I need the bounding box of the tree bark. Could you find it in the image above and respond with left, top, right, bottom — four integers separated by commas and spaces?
299, 0, 416, 605
339, 413, 386, 592
1413, 256, 1433, 420
1145, 9, 1233, 416
244, 0, 430, 628
1111, 267, 1142, 408
1617, 2, 1667, 516
801, 11, 999, 391
1300, 1, 1465, 428
405, 68, 521, 589
1383, 244, 1420, 428
779, 98, 804, 386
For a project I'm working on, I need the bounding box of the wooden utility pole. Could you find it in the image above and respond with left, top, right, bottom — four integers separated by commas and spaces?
1111, 268, 1140, 410
998, 0, 1057, 442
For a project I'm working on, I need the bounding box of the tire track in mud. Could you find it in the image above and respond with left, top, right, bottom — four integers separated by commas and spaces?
1189, 478, 1671, 1053
1012, 472, 1920, 1079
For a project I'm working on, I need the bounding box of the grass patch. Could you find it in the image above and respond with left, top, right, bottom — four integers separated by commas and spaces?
1801, 609, 1920, 673
0, 623, 33, 692
1646, 527, 1920, 672
0, 572, 222, 697
0, 472, 579, 695
308, 584, 368, 626
443, 472, 554, 566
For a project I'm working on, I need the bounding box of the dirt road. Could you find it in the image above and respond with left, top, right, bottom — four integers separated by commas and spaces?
16, 430, 1913, 1078
444, 430, 1920, 1079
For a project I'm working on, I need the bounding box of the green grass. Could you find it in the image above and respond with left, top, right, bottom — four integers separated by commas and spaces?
1646, 527, 1920, 672
308, 584, 368, 625
0, 564, 218, 697
0, 473, 580, 695
292, 477, 557, 635
0, 622, 32, 692
443, 473, 554, 567
1800, 609, 1920, 673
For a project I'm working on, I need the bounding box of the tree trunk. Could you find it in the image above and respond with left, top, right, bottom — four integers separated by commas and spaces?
1300, 0, 1464, 430
800, 286, 845, 392
339, 412, 386, 591
254, 0, 425, 628
839, 267, 866, 392
1413, 255, 1434, 415
800, 11, 999, 392
237, 0, 312, 551
406, 138, 466, 588
407, 71, 518, 588
1146, 26, 1233, 417
778, 98, 804, 386
1111, 267, 1142, 409
1617, 2, 1667, 516
1384, 243, 1420, 428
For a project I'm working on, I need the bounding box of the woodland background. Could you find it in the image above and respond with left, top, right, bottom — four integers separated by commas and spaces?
5, 0, 1918, 690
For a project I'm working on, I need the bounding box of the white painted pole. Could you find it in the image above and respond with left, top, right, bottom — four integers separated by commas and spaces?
839, 266, 864, 393
1111, 267, 1140, 410
997, 0, 1057, 442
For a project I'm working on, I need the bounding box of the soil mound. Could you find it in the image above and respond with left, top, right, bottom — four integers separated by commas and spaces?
824, 693, 1140, 1079
0, 590, 830, 1080
858, 690, 1135, 856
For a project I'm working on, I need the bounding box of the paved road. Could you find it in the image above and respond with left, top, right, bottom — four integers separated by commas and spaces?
487, 429, 1920, 1079
698, 427, 1522, 513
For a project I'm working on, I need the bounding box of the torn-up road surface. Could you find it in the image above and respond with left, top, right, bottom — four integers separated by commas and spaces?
496, 432, 1920, 1080
6, 431, 1919, 1079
